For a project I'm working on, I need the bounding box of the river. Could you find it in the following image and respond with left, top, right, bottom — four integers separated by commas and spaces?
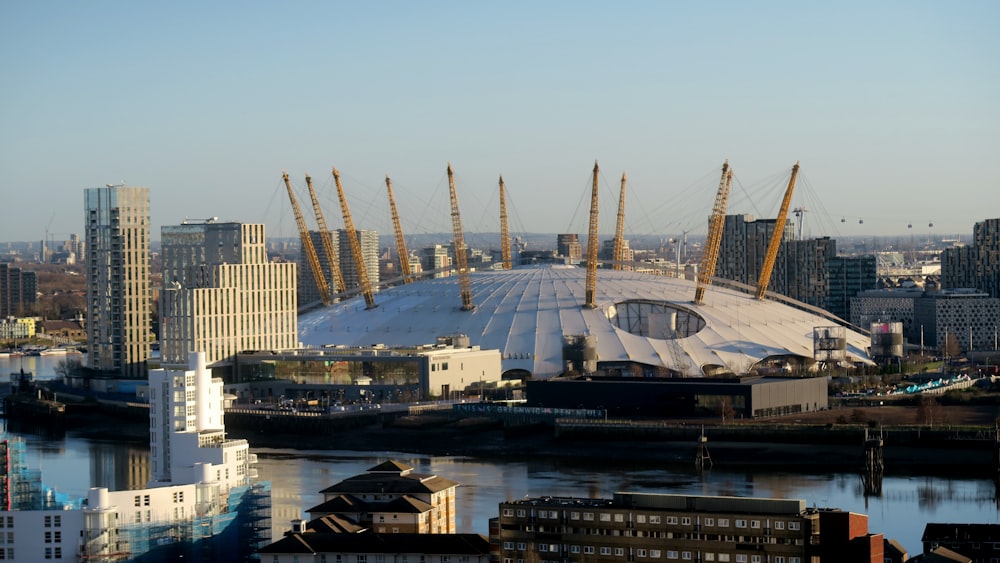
2, 353, 997, 556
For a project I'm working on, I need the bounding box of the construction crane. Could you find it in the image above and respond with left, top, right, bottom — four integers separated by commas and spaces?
498, 175, 512, 270
447, 164, 475, 310
694, 161, 732, 305
755, 162, 800, 301
584, 161, 600, 308
305, 174, 347, 294
385, 175, 413, 284
611, 172, 627, 271
332, 168, 376, 309
282, 172, 332, 306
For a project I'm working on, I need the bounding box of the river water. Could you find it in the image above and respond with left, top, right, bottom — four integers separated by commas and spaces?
2, 354, 996, 556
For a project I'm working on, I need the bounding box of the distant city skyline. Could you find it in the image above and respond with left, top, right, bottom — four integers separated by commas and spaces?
1, 2, 997, 243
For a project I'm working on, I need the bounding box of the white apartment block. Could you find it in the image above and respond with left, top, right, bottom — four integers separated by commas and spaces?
0, 352, 268, 562
160, 221, 297, 368
85, 185, 151, 378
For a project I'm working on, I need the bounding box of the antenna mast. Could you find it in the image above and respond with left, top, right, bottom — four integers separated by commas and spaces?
499, 176, 512, 270
447, 164, 474, 311
584, 161, 600, 308
755, 162, 800, 300
385, 176, 413, 284
332, 168, 376, 309
283, 172, 332, 306
612, 172, 627, 271
694, 161, 732, 305
305, 174, 346, 294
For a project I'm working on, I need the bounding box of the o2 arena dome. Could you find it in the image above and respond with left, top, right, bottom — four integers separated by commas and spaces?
298, 264, 873, 378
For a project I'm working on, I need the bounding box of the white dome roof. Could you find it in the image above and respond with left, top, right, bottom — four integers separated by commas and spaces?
298, 265, 871, 377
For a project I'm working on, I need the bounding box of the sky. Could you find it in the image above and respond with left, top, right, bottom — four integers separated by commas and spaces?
1, 1, 997, 245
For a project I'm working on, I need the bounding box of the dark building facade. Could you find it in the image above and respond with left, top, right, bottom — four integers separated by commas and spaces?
941, 217, 1000, 299
0, 264, 37, 317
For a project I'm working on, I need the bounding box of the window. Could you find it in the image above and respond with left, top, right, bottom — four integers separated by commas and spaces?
637, 549, 647, 557
774, 557, 785, 563
570, 511, 580, 520
704, 554, 715, 562
774, 521, 785, 530
571, 546, 580, 554
584, 513, 594, 521
668, 551, 679, 560
705, 518, 714, 526
584, 547, 595, 554
53, 516, 60, 528
54, 532, 61, 543
750, 520, 760, 529
789, 558, 801, 563
682, 553, 692, 561
134, 496, 141, 507
143, 495, 150, 506
517, 543, 526, 551
614, 513, 624, 522
736, 519, 747, 528
44, 516, 51, 527
650, 515, 661, 524
788, 522, 800, 531
503, 509, 514, 517
54, 547, 62, 559
600, 547, 612, 555
637, 514, 646, 523
358, 557, 367, 563
45, 531, 52, 543
752, 557, 762, 563
649, 550, 661, 558
718, 555, 730, 562
718, 518, 729, 527
516, 509, 526, 517
600, 513, 611, 522
736, 556, 748, 563
503, 542, 514, 550
666, 516, 678, 524
681, 517, 692, 525
45, 547, 53, 560
615, 548, 625, 556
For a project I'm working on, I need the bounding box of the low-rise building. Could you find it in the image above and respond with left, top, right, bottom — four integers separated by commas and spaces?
921, 523, 1000, 562
306, 460, 459, 534
257, 532, 491, 562
494, 492, 889, 562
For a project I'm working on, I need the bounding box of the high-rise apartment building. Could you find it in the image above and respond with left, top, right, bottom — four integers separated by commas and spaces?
943, 218, 1000, 299
298, 229, 380, 306
716, 214, 874, 314
557, 234, 582, 260
0, 264, 37, 317
422, 244, 452, 278
339, 228, 380, 292
160, 221, 297, 370
85, 185, 151, 378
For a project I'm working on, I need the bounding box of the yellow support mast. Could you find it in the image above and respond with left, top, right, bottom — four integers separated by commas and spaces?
584, 161, 600, 308
282, 172, 332, 306
332, 168, 376, 309
305, 174, 346, 294
612, 172, 627, 271
447, 164, 474, 310
499, 175, 512, 270
755, 162, 800, 300
694, 161, 732, 305
385, 175, 413, 284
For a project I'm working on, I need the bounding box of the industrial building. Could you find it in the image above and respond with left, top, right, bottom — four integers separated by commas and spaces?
84, 184, 152, 378
298, 265, 873, 379
494, 492, 891, 562
159, 220, 298, 373
526, 374, 829, 419
0, 352, 272, 562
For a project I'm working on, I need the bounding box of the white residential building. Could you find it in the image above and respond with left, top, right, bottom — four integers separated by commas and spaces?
160, 221, 297, 369
0, 352, 271, 562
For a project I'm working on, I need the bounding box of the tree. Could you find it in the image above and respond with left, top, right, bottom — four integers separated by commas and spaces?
916, 395, 938, 426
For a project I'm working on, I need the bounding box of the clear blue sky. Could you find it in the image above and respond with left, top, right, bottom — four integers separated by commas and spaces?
1, 1, 997, 245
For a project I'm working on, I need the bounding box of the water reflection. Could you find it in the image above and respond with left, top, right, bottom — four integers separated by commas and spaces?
0, 422, 996, 556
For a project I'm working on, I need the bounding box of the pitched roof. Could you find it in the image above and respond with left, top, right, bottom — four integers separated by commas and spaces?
257, 533, 491, 555
319, 470, 459, 496
368, 460, 414, 473
307, 494, 434, 516
924, 546, 972, 563
306, 514, 366, 534
923, 523, 1000, 543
